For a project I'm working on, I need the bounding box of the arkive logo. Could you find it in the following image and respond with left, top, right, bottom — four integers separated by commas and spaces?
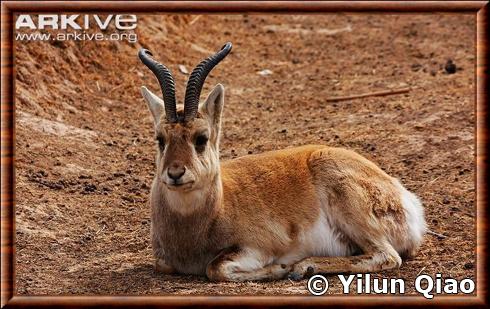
15, 14, 137, 30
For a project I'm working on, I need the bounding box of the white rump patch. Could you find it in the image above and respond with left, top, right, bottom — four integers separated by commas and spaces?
393, 179, 427, 253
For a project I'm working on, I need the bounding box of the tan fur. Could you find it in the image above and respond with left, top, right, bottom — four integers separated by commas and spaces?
142, 84, 426, 282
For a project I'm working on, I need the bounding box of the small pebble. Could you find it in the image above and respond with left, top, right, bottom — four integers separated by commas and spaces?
445, 59, 457, 74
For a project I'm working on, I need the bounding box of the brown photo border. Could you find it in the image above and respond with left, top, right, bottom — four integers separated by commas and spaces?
1, 1, 488, 307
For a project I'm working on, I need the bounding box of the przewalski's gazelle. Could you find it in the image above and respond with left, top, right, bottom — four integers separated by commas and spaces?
138, 42, 426, 282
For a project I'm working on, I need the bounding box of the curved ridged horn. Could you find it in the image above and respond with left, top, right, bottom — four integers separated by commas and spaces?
138, 49, 178, 123
183, 42, 232, 122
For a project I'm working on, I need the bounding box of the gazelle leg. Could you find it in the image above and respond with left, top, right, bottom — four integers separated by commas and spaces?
153, 229, 175, 274
155, 258, 176, 274
288, 245, 402, 280
206, 246, 290, 282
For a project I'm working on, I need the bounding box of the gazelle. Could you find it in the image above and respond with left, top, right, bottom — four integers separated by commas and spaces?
138, 42, 426, 282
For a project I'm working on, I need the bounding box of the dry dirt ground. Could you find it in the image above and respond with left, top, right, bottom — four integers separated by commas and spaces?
15, 14, 475, 296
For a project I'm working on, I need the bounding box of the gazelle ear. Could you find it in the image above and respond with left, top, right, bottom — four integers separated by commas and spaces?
141, 86, 164, 124
199, 84, 224, 127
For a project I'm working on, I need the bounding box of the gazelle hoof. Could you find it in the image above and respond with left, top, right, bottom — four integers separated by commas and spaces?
288, 272, 304, 281
289, 262, 316, 280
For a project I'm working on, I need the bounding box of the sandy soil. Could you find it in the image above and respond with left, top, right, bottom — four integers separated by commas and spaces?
14, 14, 475, 296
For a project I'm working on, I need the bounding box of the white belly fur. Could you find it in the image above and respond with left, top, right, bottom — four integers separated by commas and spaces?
275, 208, 354, 265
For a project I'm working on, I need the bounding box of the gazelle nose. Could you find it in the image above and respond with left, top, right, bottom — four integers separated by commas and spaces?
167, 163, 186, 181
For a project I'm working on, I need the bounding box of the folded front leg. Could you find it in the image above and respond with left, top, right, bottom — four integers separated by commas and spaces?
206, 246, 290, 282
155, 258, 176, 274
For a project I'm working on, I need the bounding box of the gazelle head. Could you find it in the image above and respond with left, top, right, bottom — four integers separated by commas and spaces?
139, 43, 232, 201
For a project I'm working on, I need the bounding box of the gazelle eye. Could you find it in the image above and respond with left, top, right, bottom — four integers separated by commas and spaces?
156, 136, 165, 150
195, 135, 208, 152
